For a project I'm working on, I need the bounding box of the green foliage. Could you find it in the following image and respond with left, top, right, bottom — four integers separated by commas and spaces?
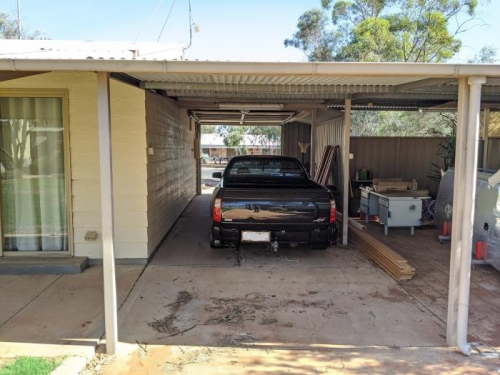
214, 125, 281, 155
0, 12, 47, 40
285, 0, 483, 63
0, 357, 61, 375
201, 125, 217, 133
284, 9, 340, 61
350, 111, 456, 136
428, 114, 457, 183
247, 126, 281, 154
338, 17, 400, 61
218, 126, 246, 154
468, 45, 498, 63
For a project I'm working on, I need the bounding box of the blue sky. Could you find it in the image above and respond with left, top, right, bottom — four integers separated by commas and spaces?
2, 0, 499, 62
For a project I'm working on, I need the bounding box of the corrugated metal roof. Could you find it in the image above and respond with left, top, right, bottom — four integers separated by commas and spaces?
1, 41, 500, 125
0, 40, 184, 60
133, 72, 421, 86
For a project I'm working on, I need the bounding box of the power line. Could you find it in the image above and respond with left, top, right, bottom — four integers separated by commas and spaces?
157, 0, 177, 42
134, 0, 167, 42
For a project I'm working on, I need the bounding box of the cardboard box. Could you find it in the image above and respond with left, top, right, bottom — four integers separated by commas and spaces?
373, 178, 409, 192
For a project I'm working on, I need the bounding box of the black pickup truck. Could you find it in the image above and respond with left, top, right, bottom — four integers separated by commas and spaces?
209, 155, 337, 251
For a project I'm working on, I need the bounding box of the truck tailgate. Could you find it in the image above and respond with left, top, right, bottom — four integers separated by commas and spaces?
219, 188, 329, 223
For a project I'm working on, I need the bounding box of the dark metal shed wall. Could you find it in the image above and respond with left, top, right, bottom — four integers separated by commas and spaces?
482, 139, 500, 170
282, 122, 311, 165
349, 137, 444, 196
283, 124, 500, 198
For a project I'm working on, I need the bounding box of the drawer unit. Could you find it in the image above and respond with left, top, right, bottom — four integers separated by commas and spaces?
378, 197, 424, 235
360, 187, 380, 222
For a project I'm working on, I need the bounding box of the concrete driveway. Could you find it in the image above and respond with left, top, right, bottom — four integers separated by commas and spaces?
1, 189, 499, 374
0, 265, 144, 358
95, 190, 499, 374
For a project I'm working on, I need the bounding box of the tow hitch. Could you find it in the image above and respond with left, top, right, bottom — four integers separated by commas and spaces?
268, 240, 279, 252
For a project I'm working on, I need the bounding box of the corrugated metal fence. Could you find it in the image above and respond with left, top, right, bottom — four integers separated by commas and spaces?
284, 121, 500, 197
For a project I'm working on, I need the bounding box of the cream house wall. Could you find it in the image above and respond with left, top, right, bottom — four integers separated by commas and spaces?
145, 92, 196, 257
0, 72, 149, 260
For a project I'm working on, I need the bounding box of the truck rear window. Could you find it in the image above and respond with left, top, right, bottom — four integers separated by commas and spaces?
227, 159, 306, 178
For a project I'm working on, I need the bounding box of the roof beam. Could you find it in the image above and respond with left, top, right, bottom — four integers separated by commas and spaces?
143, 81, 392, 95
486, 78, 500, 86
110, 73, 142, 88
176, 100, 327, 110
282, 110, 311, 124
0, 71, 47, 82
166, 90, 350, 100
393, 78, 457, 92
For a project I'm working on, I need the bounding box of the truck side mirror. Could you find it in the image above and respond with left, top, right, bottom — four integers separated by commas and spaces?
212, 172, 222, 179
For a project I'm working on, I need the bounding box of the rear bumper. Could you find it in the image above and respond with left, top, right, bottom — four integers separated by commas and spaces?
211, 222, 337, 247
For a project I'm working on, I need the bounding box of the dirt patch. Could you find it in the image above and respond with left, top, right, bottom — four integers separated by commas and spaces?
165, 290, 196, 307
147, 291, 197, 334
163, 348, 213, 372
205, 293, 267, 326
260, 317, 278, 325
218, 333, 257, 347
368, 287, 409, 303
80, 353, 116, 375
281, 298, 332, 310
148, 314, 179, 334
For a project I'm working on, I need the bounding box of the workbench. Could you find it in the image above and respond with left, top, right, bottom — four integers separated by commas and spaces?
360, 187, 430, 235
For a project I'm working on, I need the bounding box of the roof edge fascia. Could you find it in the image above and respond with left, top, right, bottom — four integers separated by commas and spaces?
0, 59, 499, 77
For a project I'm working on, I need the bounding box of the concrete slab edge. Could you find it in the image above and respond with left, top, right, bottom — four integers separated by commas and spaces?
117, 267, 149, 327
51, 356, 88, 375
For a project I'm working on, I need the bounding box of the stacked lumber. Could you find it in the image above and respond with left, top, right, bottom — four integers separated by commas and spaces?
315, 145, 338, 186
337, 213, 415, 281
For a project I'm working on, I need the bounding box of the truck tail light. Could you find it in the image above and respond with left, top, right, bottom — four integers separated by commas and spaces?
213, 197, 222, 222
330, 199, 336, 223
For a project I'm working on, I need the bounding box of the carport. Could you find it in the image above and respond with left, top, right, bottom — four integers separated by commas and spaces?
1, 57, 500, 356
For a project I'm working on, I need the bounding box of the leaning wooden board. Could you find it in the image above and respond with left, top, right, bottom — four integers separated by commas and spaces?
337, 214, 415, 281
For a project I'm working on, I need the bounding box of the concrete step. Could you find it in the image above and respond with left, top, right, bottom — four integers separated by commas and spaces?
0, 256, 89, 275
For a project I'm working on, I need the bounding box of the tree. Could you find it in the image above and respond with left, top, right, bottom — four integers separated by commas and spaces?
284, 9, 340, 61
286, 1, 485, 63
0, 12, 46, 40
201, 125, 217, 134
247, 126, 281, 154
285, 1, 491, 136
468, 46, 498, 63
215, 125, 281, 155
217, 126, 247, 155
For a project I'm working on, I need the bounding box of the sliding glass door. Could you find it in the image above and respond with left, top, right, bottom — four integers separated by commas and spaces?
0, 95, 69, 253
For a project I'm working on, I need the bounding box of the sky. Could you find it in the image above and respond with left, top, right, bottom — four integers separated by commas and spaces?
2, 0, 499, 63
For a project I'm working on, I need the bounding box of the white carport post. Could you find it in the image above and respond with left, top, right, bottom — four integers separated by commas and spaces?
310, 110, 317, 178
482, 108, 490, 168
446, 77, 469, 345
342, 99, 352, 246
455, 76, 485, 356
97, 72, 118, 355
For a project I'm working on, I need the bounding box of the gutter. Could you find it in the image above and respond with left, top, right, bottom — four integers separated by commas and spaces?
1, 59, 500, 77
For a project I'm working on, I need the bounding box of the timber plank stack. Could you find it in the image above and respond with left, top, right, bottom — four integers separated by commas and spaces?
347, 219, 415, 281
349, 223, 415, 281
